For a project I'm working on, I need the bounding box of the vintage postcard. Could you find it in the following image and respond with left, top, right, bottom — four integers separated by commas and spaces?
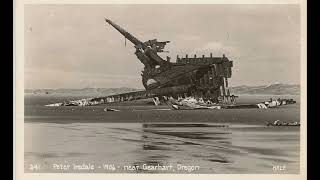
14, 0, 307, 180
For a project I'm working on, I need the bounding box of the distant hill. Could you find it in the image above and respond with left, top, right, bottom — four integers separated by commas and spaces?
229, 84, 300, 95
24, 87, 143, 97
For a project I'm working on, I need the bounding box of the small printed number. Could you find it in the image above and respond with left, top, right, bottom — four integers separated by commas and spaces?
273, 165, 286, 171
29, 164, 41, 171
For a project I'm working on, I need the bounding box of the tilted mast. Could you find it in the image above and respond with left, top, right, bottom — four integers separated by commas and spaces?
105, 18, 143, 47
105, 18, 171, 69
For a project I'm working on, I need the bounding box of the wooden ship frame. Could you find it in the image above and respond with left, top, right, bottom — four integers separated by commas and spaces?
99, 18, 235, 104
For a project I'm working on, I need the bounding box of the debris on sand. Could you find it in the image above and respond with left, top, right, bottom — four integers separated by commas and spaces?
152, 97, 161, 106
104, 107, 120, 112
169, 96, 296, 110
45, 103, 63, 107
266, 120, 300, 126
263, 98, 296, 108
45, 98, 102, 106
44, 93, 296, 111
170, 97, 222, 110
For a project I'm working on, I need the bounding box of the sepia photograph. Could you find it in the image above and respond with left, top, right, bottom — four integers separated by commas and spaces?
16, 1, 306, 178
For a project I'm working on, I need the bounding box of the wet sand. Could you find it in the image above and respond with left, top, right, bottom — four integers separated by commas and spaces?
24, 94, 300, 173
25, 94, 300, 124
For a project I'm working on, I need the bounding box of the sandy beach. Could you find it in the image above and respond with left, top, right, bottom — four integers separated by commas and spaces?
24, 94, 300, 173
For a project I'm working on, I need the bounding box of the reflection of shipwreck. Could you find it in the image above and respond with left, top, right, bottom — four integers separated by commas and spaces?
101, 18, 235, 104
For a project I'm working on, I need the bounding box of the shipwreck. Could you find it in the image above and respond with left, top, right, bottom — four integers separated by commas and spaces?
64, 18, 235, 106
102, 18, 234, 103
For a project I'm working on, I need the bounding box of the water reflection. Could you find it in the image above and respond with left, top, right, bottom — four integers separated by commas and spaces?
129, 123, 232, 173
24, 122, 300, 173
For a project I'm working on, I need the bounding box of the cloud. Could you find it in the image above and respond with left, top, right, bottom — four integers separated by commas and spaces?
24, 4, 301, 88
25, 68, 142, 89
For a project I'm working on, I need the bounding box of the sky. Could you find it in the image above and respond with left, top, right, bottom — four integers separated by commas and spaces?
24, 4, 301, 89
